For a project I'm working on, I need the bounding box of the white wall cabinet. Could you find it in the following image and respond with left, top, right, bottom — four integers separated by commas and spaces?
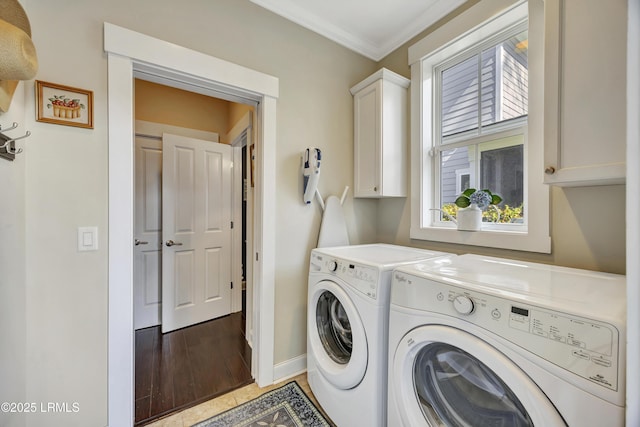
350, 68, 410, 197
543, 0, 626, 186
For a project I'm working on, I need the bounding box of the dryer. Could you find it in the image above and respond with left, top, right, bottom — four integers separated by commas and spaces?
388, 254, 626, 427
307, 244, 452, 427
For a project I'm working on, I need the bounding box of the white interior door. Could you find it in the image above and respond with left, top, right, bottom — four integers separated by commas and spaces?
133, 136, 163, 329
162, 133, 233, 333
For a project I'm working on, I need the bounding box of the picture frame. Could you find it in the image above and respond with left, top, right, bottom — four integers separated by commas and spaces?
36, 80, 93, 129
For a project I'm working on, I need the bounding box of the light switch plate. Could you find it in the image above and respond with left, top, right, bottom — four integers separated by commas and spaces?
78, 226, 98, 251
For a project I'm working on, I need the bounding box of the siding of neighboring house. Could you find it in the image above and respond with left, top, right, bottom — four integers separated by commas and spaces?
439, 33, 528, 205
501, 37, 528, 121
441, 147, 471, 203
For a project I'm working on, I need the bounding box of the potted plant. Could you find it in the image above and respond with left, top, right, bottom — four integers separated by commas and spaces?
454, 189, 502, 231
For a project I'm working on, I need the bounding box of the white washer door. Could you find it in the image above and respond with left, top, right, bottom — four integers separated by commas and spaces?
308, 279, 368, 390
392, 325, 567, 427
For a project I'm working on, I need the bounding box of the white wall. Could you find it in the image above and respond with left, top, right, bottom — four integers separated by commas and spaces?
10, 1, 376, 425
0, 82, 27, 427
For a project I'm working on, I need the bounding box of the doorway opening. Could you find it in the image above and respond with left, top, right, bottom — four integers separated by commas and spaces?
132, 80, 255, 424
105, 22, 278, 427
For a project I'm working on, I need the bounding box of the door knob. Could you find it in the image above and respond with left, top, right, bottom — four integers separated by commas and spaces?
165, 240, 183, 247
134, 239, 148, 246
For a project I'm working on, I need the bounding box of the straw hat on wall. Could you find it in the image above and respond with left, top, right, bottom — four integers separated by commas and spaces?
0, 0, 38, 112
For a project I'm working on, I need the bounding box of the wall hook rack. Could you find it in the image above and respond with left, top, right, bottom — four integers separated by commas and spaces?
0, 122, 30, 161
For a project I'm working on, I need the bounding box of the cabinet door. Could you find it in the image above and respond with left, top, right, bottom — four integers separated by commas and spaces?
353, 81, 381, 197
543, 0, 626, 186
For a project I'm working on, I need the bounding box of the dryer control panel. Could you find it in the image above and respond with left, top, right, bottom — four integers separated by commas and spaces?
392, 273, 623, 393
311, 253, 379, 300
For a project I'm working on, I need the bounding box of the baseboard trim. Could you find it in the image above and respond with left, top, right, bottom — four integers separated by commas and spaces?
273, 354, 307, 383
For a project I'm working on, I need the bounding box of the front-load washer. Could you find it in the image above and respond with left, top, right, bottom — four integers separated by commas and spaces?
307, 244, 453, 427
388, 254, 626, 427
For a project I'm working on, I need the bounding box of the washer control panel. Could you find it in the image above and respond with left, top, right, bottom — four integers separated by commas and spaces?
393, 272, 621, 392
311, 253, 379, 299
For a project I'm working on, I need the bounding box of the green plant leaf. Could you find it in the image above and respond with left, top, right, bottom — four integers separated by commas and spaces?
491, 194, 503, 205
455, 196, 471, 208
462, 188, 476, 197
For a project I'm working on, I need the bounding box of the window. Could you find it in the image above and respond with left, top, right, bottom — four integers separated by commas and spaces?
408, 1, 550, 253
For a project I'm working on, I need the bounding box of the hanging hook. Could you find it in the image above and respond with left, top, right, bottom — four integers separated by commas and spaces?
9, 131, 31, 142
4, 143, 24, 155
0, 131, 30, 154
0, 122, 18, 132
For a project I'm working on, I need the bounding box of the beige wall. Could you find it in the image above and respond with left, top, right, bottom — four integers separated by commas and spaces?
2, 0, 627, 426
377, 1, 626, 275
0, 82, 27, 427
11, 1, 375, 425
228, 102, 255, 131
135, 79, 257, 143
135, 79, 231, 137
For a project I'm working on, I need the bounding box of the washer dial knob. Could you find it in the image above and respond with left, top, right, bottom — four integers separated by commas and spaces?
453, 295, 475, 315
328, 260, 338, 272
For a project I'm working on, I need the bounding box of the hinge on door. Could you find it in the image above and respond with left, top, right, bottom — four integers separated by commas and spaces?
231, 221, 234, 229
230, 282, 233, 289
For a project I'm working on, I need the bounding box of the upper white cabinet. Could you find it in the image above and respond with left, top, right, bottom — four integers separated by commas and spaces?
543, 0, 626, 186
350, 68, 410, 198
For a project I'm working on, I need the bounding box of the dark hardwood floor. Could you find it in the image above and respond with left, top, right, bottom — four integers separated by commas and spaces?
134, 312, 253, 425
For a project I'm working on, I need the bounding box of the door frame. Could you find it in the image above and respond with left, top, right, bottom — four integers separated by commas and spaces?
105, 23, 278, 426
227, 112, 254, 331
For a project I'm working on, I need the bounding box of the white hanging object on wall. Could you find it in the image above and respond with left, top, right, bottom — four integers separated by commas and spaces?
302, 147, 322, 204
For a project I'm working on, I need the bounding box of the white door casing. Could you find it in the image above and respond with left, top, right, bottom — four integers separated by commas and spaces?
228, 112, 253, 333
106, 23, 278, 427
162, 133, 232, 333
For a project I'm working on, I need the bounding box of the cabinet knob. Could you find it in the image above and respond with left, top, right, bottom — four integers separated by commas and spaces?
544, 166, 556, 175
373, 186, 378, 192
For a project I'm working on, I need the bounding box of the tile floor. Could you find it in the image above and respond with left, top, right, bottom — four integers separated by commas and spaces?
144, 373, 327, 427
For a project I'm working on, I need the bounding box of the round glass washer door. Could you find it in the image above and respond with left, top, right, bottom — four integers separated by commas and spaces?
308, 279, 367, 390
391, 325, 567, 427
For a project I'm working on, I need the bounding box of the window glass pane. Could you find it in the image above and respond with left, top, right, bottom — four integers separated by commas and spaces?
441, 56, 479, 137
479, 134, 524, 224
481, 30, 528, 127
440, 146, 474, 206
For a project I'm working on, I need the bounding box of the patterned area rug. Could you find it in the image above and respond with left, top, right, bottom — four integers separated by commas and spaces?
192, 381, 333, 427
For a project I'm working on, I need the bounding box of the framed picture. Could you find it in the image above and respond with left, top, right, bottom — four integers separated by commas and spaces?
36, 80, 93, 129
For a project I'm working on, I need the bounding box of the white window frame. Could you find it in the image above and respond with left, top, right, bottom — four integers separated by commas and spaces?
409, 0, 550, 253
455, 168, 471, 194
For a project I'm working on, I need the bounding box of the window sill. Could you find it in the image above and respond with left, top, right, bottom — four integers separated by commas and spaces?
410, 226, 551, 254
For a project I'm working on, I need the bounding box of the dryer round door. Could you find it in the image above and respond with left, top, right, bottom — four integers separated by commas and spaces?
392, 325, 567, 427
308, 279, 367, 390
